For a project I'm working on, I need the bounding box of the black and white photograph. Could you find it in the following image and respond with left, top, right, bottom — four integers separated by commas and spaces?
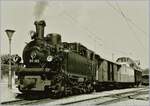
0, 0, 149, 105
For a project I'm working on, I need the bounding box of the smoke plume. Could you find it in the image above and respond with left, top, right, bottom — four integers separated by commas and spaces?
34, 1, 48, 20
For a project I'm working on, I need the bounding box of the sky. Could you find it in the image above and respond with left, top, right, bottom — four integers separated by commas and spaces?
0, 0, 149, 69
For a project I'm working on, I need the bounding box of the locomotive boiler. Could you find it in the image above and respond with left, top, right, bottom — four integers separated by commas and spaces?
15, 20, 142, 98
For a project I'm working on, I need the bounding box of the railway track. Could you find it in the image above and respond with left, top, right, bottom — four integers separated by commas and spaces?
60, 88, 149, 105
96, 89, 149, 105
1, 87, 148, 105
1, 98, 55, 105
1, 99, 24, 105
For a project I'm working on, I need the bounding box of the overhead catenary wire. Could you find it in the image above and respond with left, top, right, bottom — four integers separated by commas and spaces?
61, 10, 103, 48
104, 0, 139, 59
61, 8, 132, 59
106, 0, 146, 50
115, 0, 146, 50
48, 2, 136, 58
48, 2, 103, 51
115, 1, 147, 35
106, 0, 147, 35
64, 11, 103, 42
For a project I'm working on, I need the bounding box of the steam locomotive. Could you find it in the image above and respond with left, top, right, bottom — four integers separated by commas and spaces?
15, 20, 142, 98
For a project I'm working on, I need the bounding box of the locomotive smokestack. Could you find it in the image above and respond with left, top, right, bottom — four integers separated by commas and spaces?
34, 20, 46, 39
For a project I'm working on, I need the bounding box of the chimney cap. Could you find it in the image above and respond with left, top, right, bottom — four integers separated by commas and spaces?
34, 20, 46, 26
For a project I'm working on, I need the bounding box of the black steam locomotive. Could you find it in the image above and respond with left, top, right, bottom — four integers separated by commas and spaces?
15, 20, 142, 98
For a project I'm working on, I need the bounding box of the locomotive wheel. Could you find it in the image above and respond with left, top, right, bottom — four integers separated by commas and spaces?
72, 86, 80, 95
50, 77, 71, 98
64, 87, 72, 96
47, 85, 64, 99
44, 83, 66, 98
86, 83, 94, 93
73, 83, 87, 94
51, 85, 73, 98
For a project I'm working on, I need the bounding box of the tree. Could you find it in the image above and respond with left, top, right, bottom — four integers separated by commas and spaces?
1, 54, 21, 65
1, 54, 21, 78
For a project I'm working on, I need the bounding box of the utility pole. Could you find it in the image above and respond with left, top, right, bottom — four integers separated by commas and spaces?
5, 29, 15, 89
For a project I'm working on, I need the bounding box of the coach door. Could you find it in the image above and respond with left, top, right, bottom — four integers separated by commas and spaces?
108, 62, 114, 81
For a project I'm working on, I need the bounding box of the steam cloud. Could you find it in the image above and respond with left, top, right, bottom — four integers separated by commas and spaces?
34, 1, 48, 20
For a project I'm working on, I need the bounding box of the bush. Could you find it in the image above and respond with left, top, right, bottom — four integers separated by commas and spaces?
1, 54, 21, 65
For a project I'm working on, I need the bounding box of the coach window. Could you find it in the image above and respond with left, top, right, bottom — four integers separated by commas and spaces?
125, 58, 127, 62
90, 53, 94, 60
130, 63, 134, 67
127, 58, 129, 62
70, 44, 75, 51
123, 58, 126, 62
123, 58, 125, 62
120, 59, 123, 62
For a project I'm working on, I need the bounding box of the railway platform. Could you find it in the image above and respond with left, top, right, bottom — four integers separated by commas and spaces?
0, 77, 20, 103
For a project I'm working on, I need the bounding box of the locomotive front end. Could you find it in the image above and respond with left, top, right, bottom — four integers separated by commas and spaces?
16, 20, 64, 93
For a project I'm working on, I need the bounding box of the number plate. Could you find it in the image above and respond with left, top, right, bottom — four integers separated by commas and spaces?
29, 59, 39, 63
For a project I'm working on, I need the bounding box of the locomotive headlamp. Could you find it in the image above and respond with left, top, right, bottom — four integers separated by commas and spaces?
47, 55, 53, 62
30, 51, 37, 59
